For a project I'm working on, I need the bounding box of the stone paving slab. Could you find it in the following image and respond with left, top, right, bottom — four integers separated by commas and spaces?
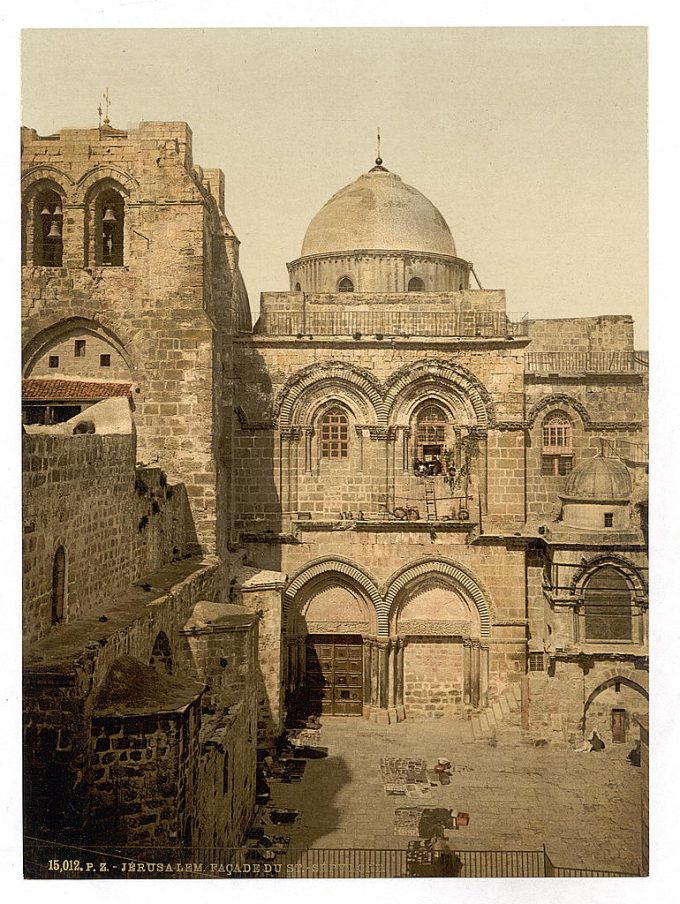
265, 715, 642, 875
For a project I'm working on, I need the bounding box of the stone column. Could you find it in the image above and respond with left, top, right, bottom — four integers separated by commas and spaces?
463, 639, 472, 705
377, 639, 390, 723
471, 642, 481, 708
297, 636, 306, 689
480, 645, 489, 708
395, 637, 406, 722
302, 427, 314, 474
476, 430, 488, 515
362, 637, 373, 719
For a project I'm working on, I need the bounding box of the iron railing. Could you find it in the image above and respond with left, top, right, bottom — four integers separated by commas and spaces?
526, 351, 648, 374
24, 839, 637, 879
257, 310, 529, 339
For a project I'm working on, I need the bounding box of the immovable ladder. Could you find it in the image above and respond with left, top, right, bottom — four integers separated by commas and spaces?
424, 481, 437, 520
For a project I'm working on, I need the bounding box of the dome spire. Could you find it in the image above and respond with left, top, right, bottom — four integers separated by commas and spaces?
370, 126, 388, 172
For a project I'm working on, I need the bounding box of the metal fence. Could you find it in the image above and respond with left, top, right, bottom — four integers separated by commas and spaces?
24, 839, 637, 880
257, 310, 529, 339
526, 351, 648, 374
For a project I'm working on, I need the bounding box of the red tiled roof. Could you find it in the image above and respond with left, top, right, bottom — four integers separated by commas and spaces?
22, 378, 132, 401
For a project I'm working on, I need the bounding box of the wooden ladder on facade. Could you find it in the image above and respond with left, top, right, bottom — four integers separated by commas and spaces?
424, 481, 437, 520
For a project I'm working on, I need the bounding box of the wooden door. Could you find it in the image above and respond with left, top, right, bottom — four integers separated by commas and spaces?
611, 708, 627, 744
305, 635, 363, 716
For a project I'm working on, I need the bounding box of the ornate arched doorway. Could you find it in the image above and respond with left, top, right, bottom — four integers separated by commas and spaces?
284, 569, 379, 719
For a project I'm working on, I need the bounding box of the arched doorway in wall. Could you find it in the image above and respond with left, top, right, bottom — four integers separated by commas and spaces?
583, 676, 648, 746
284, 569, 378, 719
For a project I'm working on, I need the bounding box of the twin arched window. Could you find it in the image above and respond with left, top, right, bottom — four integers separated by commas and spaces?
541, 412, 573, 476
320, 407, 349, 458
25, 182, 125, 268
583, 566, 633, 642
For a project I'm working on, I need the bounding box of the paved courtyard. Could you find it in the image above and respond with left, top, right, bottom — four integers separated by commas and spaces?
262, 716, 642, 875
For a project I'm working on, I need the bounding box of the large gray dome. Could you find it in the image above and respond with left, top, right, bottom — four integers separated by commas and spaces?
301, 166, 457, 258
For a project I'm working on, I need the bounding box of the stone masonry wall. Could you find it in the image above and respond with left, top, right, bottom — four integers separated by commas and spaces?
21, 122, 247, 557
22, 433, 191, 645
403, 638, 464, 717
89, 707, 197, 845
234, 340, 527, 530
23, 559, 220, 841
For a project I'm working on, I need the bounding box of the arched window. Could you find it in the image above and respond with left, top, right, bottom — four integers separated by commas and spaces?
94, 187, 125, 266
541, 412, 573, 476
34, 188, 63, 267
337, 277, 354, 292
51, 546, 66, 624
416, 405, 448, 463
583, 566, 633, 642
150, 632, 173, 674
408, 276, 425, 292
320, 407, 349, 458
294, 282, 302, 292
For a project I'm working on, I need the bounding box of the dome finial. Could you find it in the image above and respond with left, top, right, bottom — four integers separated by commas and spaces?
370, 126, 388, 172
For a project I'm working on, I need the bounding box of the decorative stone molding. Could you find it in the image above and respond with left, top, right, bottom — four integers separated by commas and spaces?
283, 556, 385, 632
75, 165, 141, 204
383, 557, 493, 638
274, 358, 494, 430
399, 619, 472, 636
21, 165, 75, 194
384, 359, 494, 428
568, 554, 648, 599
527, 393, 592, 428
275, 360, 385, 426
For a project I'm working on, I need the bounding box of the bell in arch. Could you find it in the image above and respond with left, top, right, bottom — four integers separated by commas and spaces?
47, 220, 62, 239
102, 207, 117, 224
40, 205, 51, 216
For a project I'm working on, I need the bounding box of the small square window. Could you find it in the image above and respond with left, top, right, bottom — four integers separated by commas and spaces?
528, 652, 545, 672
604, 513, 614, 528
74, 340, 86, 357
100, 354, 111, 367
48, 356, 59, 368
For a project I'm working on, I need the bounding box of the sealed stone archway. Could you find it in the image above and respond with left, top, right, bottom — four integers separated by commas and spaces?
390, 573, 489, 720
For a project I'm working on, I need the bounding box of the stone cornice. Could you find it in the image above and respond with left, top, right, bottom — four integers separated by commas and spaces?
287, 249, 470, 270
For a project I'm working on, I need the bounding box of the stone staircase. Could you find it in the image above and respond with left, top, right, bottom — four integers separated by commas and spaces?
468, 683, 523, 740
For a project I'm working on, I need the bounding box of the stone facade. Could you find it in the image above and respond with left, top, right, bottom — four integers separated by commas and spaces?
232, 159, 648, 745
22, 127, 648, 864
21, 121, 251, 558
21, 122, 258, 859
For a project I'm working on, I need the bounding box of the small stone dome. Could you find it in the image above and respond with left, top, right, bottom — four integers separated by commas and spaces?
301, 166, 457, 258
562, 455, 632, 501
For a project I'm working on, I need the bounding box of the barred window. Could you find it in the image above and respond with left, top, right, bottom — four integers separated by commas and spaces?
542, 413, 572, 451
320, 407, 349, 458
337, 277, 354, 292
583, 566, 633, 642
416, 405, 447, 447
408, 276, 425, 291
542, 412, 573, 476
